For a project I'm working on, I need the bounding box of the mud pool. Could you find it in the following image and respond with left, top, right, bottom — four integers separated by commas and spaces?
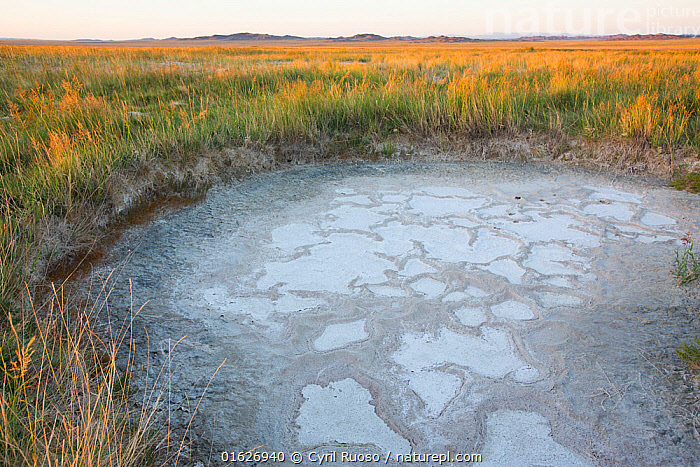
92, 163, 700, 466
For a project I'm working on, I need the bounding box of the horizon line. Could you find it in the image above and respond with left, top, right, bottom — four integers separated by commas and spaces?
2, 31, 698, 43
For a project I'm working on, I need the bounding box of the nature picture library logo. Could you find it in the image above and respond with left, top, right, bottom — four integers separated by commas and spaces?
646, 4, 700, 35
485, 0, 700, 37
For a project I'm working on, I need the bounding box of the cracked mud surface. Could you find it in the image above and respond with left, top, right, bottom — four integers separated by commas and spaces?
92, 162, 700, 466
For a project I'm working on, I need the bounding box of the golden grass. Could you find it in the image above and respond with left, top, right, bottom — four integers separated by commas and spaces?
1, 278, 156, 466
1, 274, 225, 466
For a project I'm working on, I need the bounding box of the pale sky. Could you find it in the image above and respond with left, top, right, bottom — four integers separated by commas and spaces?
2, 0, 699, 40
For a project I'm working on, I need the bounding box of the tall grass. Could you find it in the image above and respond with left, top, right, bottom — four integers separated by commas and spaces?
1, 43, 699, 464
675, 232, 700, 286
1, 278, 160, 466
1, 46, 699, 305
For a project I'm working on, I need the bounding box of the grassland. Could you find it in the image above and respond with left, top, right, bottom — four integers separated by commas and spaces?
1, 42, 700, 465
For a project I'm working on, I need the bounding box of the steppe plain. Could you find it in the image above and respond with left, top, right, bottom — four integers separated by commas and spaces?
1, 39, 700, 466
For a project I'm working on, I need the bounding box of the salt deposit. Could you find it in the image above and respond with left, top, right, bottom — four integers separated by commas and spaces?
93, 163, 700, 465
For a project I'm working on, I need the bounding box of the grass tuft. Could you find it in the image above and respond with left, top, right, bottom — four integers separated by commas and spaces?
674, 232, 700, 286
678, 337, 700, 373
671, 172, 700, 194
0, 279, 162, 467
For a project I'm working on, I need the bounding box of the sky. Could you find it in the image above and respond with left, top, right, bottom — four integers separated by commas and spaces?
2, 0, 699, 40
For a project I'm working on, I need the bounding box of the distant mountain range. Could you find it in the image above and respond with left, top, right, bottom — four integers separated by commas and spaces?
186, 33, 307, 41
169, 32, 698, 43
513, 33, 699, 42
176, 32, 482, 43
3, 32, 699, 44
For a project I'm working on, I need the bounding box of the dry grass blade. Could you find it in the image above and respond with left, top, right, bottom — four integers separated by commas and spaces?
0, 276, 175, 467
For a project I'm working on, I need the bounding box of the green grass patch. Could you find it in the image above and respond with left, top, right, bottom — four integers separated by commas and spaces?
678, 337, 700, 372
671, 172, 700, 194
674, 233, 700, 285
